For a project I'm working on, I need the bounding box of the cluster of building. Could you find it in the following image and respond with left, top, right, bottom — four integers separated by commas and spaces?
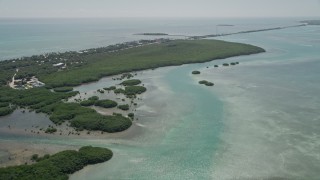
53, 62, 67, 70
11, 76, 45, 89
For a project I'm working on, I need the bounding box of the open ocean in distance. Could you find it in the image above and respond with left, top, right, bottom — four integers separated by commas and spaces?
0, 18, 320, 179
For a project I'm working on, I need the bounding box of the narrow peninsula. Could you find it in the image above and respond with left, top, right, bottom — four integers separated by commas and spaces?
135, 33, 169, 36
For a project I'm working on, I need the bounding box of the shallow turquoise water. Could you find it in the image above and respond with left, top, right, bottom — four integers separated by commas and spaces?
0, 19, 320, 179
71, 26, 320, 179
69, 64, 224, 180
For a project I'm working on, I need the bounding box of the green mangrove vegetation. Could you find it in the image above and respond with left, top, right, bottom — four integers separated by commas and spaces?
45, 127, 57, 134
88, 96, 99, 101
103, 86, 116, 91
230, 62, 239, 66
124, 86, 147, 95
0, 146, 113, 180
0, 39, 264, 134
0, 106, 15, 116
97, 89, 104, 93
79, 100, 95, 106
128, 112, 134, 119
31, 154, 50, 162
71, 113, 132, 133
0, 36, 268, 180
53, 87, 73, 92
94, 100, 118, 108
0, 87, 132, 132
120, 79, 141, 86
114, 88, 125, 94
118, 104, 129, 111
0, 87, 77, 112
0, 102, 9, 107
0, 39, 264, 88
199, 80, 214, 86
192, 71, 201, 75
80, 96, 100, 106
119, 73, 134, 80
111, 85, 147, 97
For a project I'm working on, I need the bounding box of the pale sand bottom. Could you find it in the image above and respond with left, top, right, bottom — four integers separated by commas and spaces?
0, 141, 78, 168
0, 121, 143, 168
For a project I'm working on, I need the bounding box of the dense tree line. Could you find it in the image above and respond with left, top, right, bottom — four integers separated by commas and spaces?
0, 146, 113, 180
0, 87, 132, 132
0, 39, 264, 88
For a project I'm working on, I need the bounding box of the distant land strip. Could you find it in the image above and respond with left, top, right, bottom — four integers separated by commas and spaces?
190, 24, 307, 39
300, 20, 320, 25
134, 33, 188, 37
134, 24, 308, 40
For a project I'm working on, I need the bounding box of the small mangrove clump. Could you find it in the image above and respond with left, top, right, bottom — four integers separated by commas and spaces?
113, 86, 147, 96
118, 104, 129, 111
192, 71, 201, 75
30, 154, 39, 162
97, 89, 104, 93
103, 86, 116, 91
80, 100, 95, 106
230, 62, 240, 66
88, 96, 99, 101
120, 79, 141, 86
95, 100, 118, 108
80, 96, 99, 106
223, 62, 239, 66
120, 73, 134, 80
128, 113, 134, 119
114, 88, 125, 94
124, 86, 147, 95
199, 80, 214, 87
45, 127, 57, 134
31, 154, 50, 162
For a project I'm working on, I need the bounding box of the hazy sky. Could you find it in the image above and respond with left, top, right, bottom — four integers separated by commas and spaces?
0, 0, 320, 18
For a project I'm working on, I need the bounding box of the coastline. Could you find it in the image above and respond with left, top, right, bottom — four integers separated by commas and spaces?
0, 140, 78, 168
0, 32, 265, 173
0, 35, 265, 172
1, 18, 319, 179
0, 39, 265, 133
0, 67, 175, 167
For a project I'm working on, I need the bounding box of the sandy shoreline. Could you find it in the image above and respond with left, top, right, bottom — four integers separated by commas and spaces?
0, 114, 142, 167
0, 120, 143, 167
0, 141, 79, 168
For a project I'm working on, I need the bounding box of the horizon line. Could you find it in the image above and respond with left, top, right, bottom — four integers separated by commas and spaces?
0, 16, 320, 19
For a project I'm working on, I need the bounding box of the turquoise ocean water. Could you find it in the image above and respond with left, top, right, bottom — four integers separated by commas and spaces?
0, 18, 320, 179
